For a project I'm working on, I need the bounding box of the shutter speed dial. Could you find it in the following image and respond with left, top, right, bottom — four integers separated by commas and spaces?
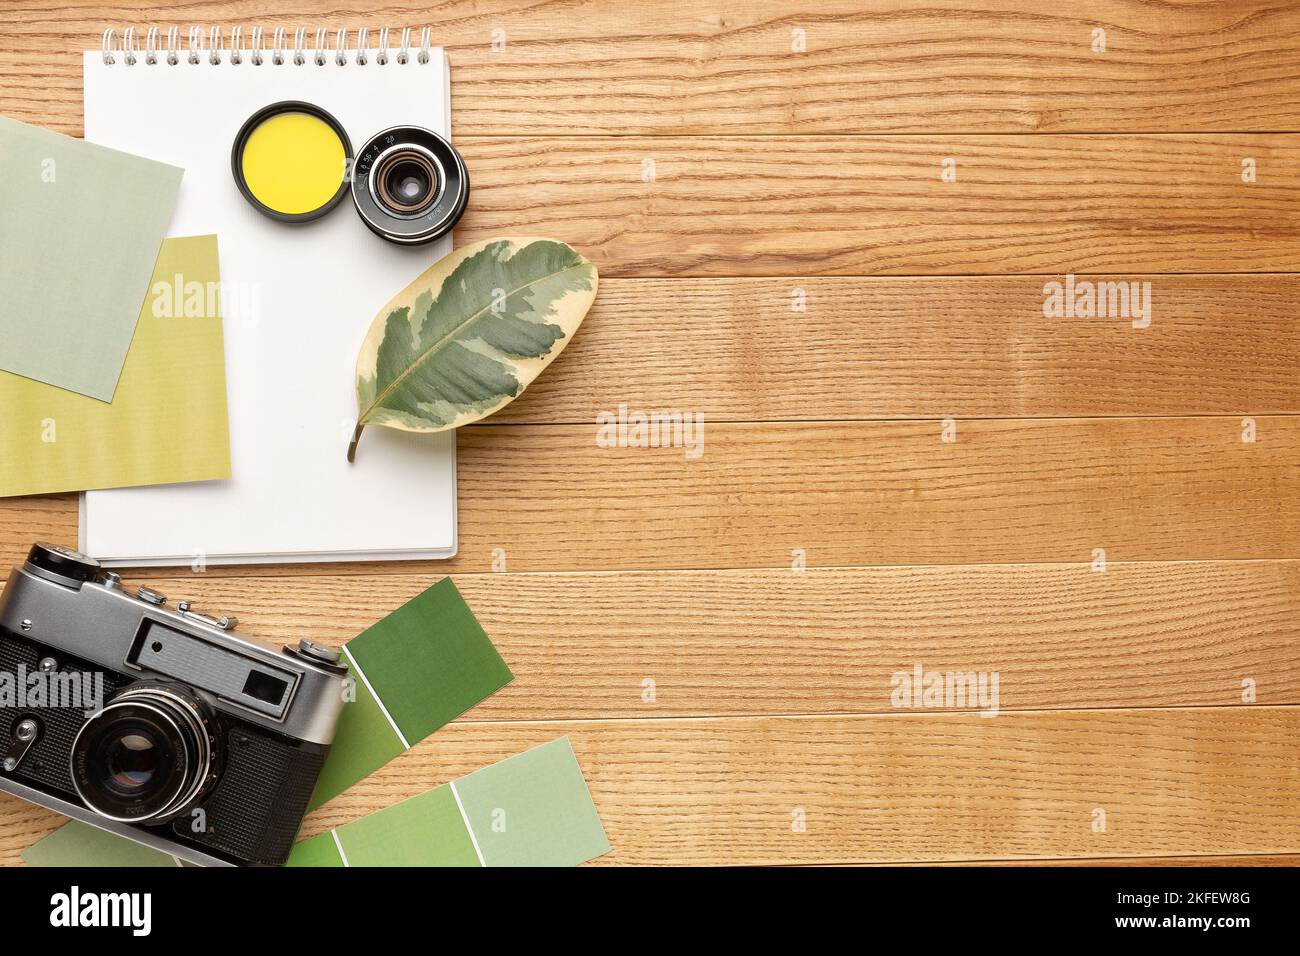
25, 543, 100, 583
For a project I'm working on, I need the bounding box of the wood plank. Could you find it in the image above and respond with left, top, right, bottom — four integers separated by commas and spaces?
955, 853, 1300, 867
8, 1, 1300, 136
293, 707, 1300, 864
494, 274, 1300, 423
3, 707, 1294, 866
26, 561, 1291, 718
3, 416, 1296, 574
10, 273, 1297, 431
454, 134, 1300, 276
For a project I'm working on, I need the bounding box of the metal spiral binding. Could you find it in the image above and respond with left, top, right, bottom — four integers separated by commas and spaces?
100, 25, 435, 66
100, 28, 117, 65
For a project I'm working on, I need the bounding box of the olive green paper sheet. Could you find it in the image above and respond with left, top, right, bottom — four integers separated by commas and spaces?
0, 235, 231, 498
23, 578, 513, 867
286, 737, 611, 867
0, 114, 183, 401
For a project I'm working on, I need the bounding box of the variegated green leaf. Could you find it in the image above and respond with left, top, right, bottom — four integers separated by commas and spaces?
349, 237, 598, 461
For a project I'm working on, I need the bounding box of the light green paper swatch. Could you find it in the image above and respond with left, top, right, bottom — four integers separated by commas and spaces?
307, 656, 405, 811
0, 114, 183, 401
24, 579, 514, 866
0, 235, 232, 497
21, 819, 177, 867
289, 785, 479, 867
456, 736, 612, 867
287, 737, 610, 867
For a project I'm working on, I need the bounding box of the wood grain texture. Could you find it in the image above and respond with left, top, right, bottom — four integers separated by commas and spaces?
865, 853, 1300, 866
280, 706, 1300, 864
3, 417, 1295, 575
4, 1, 1299, 868
41, 561, 1295, 718
494, 274, 1300, 423
7, 1, 1300, 136
454, 134, 1300, 276
4, 706, 1296, 866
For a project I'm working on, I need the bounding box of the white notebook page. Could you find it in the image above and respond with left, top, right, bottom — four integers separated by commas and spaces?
81, 48, 457, 565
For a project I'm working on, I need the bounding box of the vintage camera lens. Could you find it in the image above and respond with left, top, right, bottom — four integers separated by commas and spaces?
71, 685, 216, 825
105, 731, 161, 791
351, 126, 469, 245
376, 152, 439, 213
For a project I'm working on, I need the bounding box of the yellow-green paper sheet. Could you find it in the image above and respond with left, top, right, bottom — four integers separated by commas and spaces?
0, 235, 231, 497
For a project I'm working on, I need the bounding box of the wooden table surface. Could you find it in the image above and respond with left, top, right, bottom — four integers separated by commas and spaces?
3, 0, 1299, 866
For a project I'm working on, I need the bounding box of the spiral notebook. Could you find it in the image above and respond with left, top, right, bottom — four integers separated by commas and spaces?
81, 27, 457, 566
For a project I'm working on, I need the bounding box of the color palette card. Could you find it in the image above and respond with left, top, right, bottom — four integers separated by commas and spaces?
24, 578, 514, 866
288, 738, 611, 867
0, 235, 231, 498
0, 115, 182, 401
312, 577, 514, 809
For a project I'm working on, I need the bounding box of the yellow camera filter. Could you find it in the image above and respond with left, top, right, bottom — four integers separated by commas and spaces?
231, 102, 352, 222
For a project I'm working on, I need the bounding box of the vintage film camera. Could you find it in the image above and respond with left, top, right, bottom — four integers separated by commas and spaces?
0, 544, 349, 866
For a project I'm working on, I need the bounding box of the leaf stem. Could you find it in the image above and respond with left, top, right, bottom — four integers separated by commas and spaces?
347, 423, 365, 463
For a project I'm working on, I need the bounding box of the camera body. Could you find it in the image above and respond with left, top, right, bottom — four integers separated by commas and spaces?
0, 544, 349, 866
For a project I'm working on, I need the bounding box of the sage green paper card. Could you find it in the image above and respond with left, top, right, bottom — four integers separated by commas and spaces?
456, 737, 611, 867
21, 819, 177, 868
287, 738, 610, 867
24, 578, 513, 866
0, 115, 182, 401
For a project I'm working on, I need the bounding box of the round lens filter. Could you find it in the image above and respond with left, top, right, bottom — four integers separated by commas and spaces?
231, 101, 353, 222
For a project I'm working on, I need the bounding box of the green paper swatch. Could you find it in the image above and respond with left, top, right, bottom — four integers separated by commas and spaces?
287, 738, 610, 867
308, 656, 404, 812
291, 785, 480, 867
0, 235, 232, 497
457, 736, 611, 867
311, 577, 514, 809
21, 819, 181, 868
23, 578, 513, 866
0, 114, 182, 401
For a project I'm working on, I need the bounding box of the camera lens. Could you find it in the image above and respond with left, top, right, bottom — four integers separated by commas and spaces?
351, 126, 469, 245
377, 152, 440, 214
105, 731, 160, 792
71, 685, 216, 824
